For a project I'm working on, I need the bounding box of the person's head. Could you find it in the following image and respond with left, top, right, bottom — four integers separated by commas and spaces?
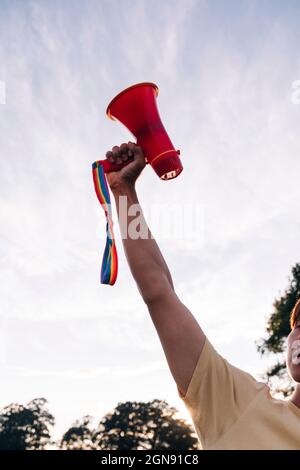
286, 299, 300, 383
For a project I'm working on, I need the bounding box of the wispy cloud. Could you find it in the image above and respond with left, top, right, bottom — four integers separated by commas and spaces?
4, 360, 166, 380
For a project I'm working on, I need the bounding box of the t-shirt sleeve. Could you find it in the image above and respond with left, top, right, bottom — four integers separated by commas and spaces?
179, 336, 266, 448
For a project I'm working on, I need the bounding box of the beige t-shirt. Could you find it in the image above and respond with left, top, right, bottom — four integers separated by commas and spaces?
180, 337, 300, 449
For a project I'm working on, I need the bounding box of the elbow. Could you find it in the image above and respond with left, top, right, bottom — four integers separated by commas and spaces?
140, 273, 174, 305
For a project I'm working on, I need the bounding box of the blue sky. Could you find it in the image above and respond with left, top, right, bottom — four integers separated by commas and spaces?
0, 0, 300, 440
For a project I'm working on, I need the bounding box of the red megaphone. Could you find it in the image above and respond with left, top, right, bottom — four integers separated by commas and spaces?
101, 82, 183, 180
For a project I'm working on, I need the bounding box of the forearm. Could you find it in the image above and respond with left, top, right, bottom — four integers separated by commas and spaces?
112, 184, 174, 303
104, 143, 206, 397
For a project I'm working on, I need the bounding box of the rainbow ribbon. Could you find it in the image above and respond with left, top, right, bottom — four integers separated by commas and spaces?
92, 161, 118, 285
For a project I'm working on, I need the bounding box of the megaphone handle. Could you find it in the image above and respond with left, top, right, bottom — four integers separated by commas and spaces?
99, 156, 135, 174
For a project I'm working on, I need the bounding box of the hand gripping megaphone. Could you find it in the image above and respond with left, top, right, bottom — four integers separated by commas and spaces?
92, 82, 183, 285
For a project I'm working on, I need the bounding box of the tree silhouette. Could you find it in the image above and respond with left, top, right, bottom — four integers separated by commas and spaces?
0, 398, 54, 450
61, 400, 199, 450
257, 263, 300, 396
98, 399, 199, 450
60, 415, 97, 450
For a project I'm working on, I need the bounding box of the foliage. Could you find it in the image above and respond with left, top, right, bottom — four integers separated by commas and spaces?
0, 398, 54, 450
60, 399, 199, 450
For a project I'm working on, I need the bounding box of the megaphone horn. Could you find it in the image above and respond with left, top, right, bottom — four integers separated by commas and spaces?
103, 82, 183, 180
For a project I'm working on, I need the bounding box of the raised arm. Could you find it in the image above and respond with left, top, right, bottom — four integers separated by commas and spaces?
106, 142, 206, 396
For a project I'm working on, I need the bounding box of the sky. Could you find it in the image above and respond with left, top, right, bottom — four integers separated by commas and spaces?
0, 0, 300, 440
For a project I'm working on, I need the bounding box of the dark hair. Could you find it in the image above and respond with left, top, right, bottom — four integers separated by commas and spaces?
290, 299, 300, 329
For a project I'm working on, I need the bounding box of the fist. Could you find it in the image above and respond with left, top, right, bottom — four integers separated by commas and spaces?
105, 142, 146, 191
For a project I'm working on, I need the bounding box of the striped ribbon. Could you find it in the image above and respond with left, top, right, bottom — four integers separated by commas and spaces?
92, 161, 118, 285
